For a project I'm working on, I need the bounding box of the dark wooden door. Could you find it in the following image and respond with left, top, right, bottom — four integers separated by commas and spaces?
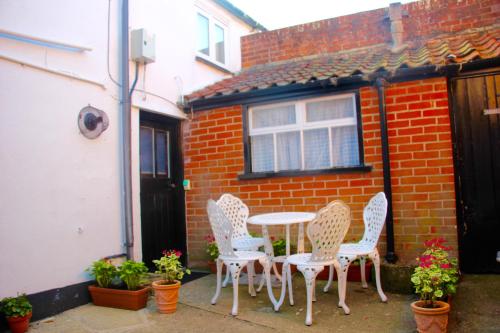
451, 73, 500, 273
140, 112, 186, 271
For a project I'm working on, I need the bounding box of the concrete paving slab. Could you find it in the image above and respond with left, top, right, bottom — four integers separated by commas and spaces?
27, 274, 500, 333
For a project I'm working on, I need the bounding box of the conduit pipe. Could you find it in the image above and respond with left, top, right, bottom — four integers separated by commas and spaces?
375, 77, 398, 264
120, 0, 134, 259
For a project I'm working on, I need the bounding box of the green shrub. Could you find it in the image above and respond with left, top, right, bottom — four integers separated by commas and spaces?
86, 259, 118, 288
117, 260, 149, 290
0, 294, 32, 318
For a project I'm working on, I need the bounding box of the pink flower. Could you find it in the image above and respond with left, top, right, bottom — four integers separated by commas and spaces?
441, 263, 451, 269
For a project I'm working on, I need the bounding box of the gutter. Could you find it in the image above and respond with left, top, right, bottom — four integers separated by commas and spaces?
120, 0, 134, 259
375, 78, 397, 264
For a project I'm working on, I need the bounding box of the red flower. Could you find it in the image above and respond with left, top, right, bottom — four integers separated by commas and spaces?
162, 249, 182, 257
441, 263, 451, 269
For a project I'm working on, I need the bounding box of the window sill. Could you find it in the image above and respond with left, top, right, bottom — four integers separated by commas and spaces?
237, 165, 373, 180
195, 56, 232, 74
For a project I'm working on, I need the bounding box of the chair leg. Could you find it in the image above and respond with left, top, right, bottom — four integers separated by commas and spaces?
323, 264, 334, 293
211, 258, 224, 305
258, 256, 278, 311
298, 266, 323, 326
337, 256, 352, 315
369, 249, 387, 302
222, 266, 231, 287
247, 260, 256, 297
359, 256, 368, 289
229, 262, 246, 316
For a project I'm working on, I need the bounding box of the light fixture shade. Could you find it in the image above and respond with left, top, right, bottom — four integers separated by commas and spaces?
78, 105, 109, 139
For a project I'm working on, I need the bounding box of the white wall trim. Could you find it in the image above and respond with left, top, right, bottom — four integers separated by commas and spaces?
0, 28, 92, 52
0, 53, 106, 89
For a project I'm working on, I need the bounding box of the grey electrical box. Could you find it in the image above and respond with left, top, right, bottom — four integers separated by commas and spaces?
131, 29, 156, 64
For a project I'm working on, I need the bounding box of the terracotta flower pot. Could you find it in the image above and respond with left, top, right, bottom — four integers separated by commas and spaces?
316, 261, 373, 281
152, 280, 181, 314
88, 285, 150, 310
411, 300, 450, 333
208, 261, 227, 274
6, 312, 32, 333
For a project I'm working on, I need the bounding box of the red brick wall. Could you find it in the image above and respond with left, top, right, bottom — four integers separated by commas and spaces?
241, 0, 497, 68
183, 77, 457, 267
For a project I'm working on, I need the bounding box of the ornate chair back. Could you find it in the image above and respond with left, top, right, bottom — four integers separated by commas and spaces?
207, 199, 236, 258
307, 200, 351, 262
216, 194, 250, 240
360, 192, 388, 249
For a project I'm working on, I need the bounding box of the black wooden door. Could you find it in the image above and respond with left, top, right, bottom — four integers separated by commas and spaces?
140, 112, 186, 271
451, 73, 500, 273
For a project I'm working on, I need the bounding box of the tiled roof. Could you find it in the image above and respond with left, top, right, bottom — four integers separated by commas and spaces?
186, 27, 500, 102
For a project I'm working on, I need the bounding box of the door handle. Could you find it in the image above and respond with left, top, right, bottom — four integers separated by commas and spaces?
169, 183, 176, 189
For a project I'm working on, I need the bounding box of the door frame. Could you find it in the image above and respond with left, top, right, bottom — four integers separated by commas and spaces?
448, 68, 500, 271
139, 110, 188, 265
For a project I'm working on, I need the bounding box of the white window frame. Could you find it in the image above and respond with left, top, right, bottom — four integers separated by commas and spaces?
248, 93, 360, 173
196, 8, 229, 68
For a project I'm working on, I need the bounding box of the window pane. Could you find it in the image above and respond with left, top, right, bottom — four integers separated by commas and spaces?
252, 105, 296, 128
140, 127, 153, 174
251, 134, 274, 172
277, 131, 301, 171
331, 126, 360, 167
155, 131, 169, 176
304, 128, 330, 170
215, 24, 225, 64
306, 97, 354, 122
197, 13, 209, 55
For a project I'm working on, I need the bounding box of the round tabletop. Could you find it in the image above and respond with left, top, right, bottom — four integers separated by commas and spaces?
247, 212, 316, 226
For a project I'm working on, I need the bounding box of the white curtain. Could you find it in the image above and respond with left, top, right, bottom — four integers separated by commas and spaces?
277, 131, 301, 170
252, 105, 295, 128
304, 128, 330, 170
306, 97, 353, 122
251, 134, 274, 172
331, 126, 360, 167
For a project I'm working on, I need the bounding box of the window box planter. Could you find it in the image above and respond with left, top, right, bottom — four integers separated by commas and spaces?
316, 261, 372, 281
88, 285, 150, 310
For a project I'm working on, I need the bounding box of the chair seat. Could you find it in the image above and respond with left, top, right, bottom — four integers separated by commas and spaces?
338, 243, 373, 256
287, 253, 334, 267
233, 237, 264, 250
220, 250, 266, 261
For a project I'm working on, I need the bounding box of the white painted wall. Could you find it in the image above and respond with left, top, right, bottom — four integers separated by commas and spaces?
0, 0, 254, 297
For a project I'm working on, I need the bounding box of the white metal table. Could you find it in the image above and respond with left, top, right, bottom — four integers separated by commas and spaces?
247, 212, 316, 302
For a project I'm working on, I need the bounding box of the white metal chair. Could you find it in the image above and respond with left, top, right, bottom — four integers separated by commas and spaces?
323, 192, 389, 307
216, 194, 278, 290
276, 200, 351, 326
207, 200, 275, 316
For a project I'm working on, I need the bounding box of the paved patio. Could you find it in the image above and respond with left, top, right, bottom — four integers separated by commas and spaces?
28, 274, 500, 333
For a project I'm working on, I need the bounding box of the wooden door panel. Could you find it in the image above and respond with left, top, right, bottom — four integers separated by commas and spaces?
452, 73, 500, 273
139, 113, 186, 271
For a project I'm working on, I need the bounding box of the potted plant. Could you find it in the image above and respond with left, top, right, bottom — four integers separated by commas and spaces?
0, 294, 32, 333
205, 234, 224, 274
87, 259, 150, 310
410, 238, 459, 333
152, 250, 191, 314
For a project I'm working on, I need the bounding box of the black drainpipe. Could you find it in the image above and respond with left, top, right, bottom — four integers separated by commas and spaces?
375, 77, 398, 263
120, 0, 134, 259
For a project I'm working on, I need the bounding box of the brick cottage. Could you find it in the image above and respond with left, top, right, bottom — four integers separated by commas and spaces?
183, 0, 500, 272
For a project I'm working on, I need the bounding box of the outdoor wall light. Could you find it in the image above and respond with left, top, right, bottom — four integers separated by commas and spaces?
78, 105, 109, 139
